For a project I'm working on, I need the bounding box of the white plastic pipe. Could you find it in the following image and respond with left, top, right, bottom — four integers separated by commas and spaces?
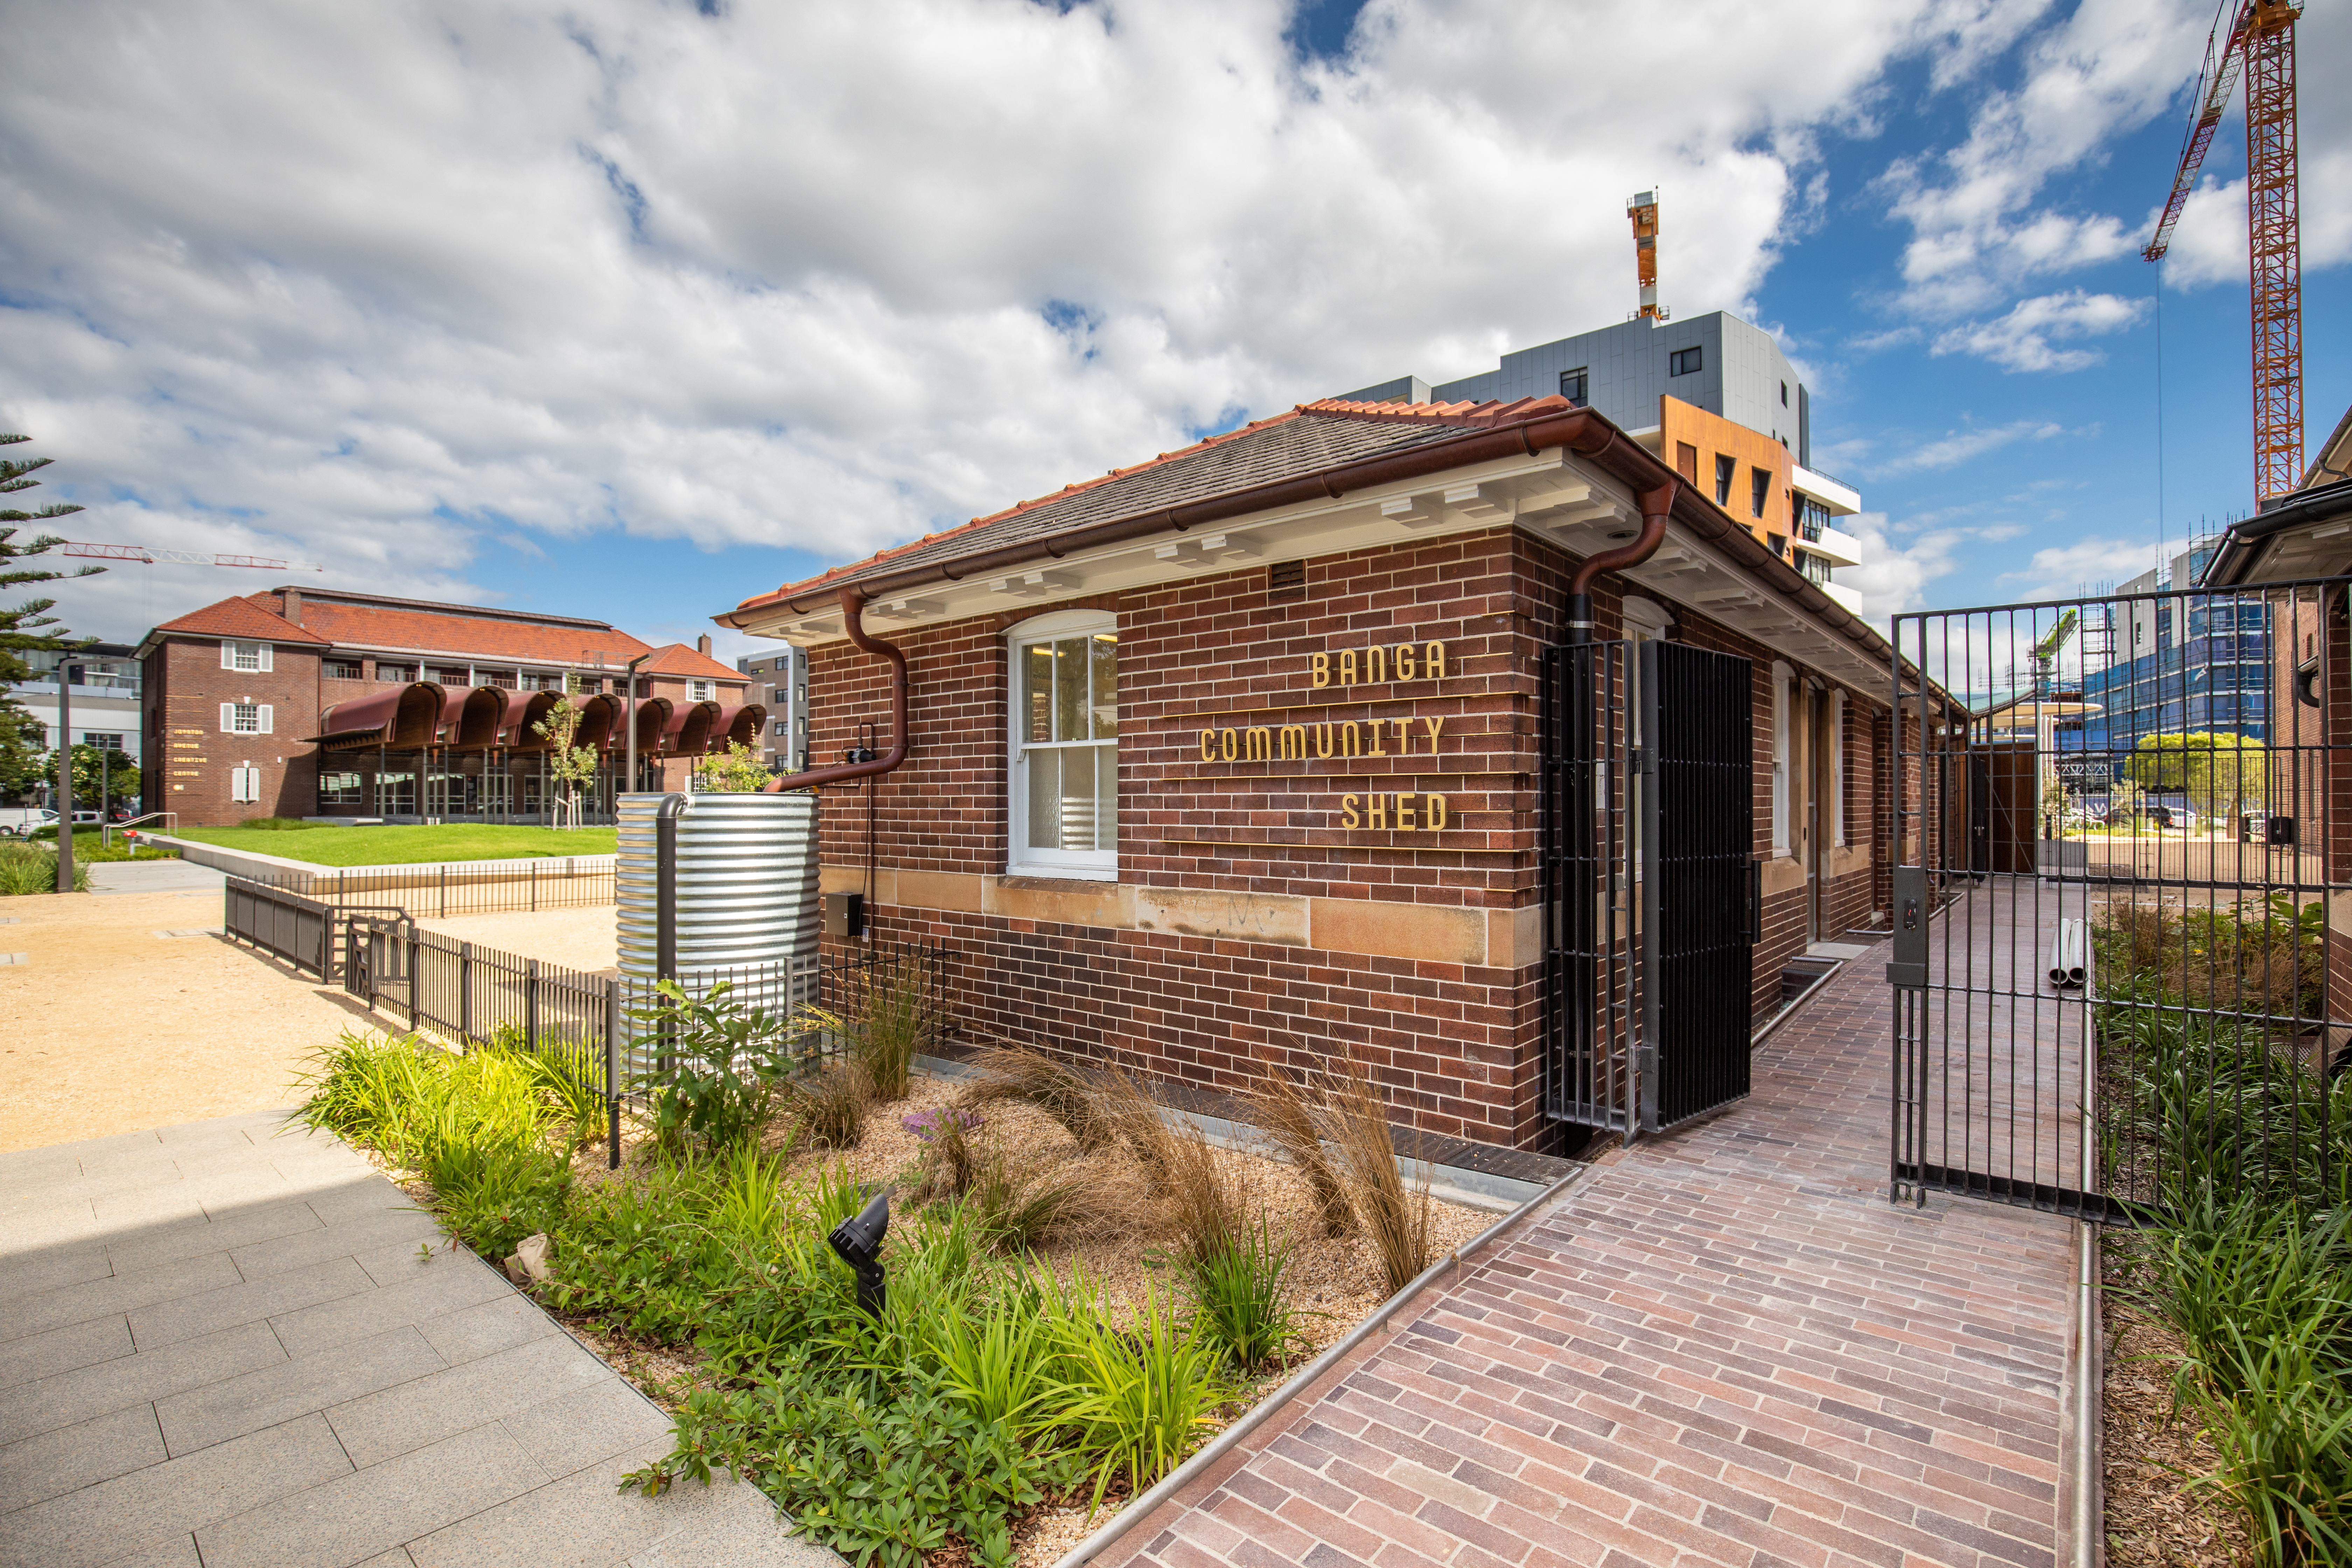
2048, 918, 2086, 989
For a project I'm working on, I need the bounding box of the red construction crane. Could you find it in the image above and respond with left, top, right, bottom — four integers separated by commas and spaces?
2144, 0, 2304, 505
59, 541, 324, 571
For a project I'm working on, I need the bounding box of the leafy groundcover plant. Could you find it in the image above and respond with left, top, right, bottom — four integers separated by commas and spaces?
293, 1026, 1244, 1568
2092, 917, 2352, 1568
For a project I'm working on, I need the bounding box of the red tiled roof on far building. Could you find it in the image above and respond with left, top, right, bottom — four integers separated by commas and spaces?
637, 644, 749, 681
148, 595, 329, 645
249, 591, 652, 669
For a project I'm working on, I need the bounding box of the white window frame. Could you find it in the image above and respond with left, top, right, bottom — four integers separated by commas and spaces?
688, 679, 715, 702
1007, 608, 1119, 881
230, 764, 262, 804
1622, 597, 1674, 880
1770, 661, 1792, 856
220, 639, 272, 673
1830, 690, 1847, 847
220, 702, 273, 736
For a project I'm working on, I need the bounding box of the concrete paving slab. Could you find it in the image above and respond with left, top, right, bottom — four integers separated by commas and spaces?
627, 1500, 839, 1568
99, 1534, 202, 1567
0, 1313, 134, 1391
0, 1403, 166, 1514
497, 1377, 673, 1479
0, 1413, 351, 1568
195, 1422, 549, 1568
100, 1196, 325, 1276
325, 1331, 615, 1469
0, 1202, 108, 1260
227, 1206, 440, 1281
154, 1325, 446, 1458
0, 1252, 242, 1345
0, 1242, 111, 1305
130, 1255, 376, 1351
1, 1110, 840, 1568
268, 1255, 514, 1360
0, 1321, 285, 1447
401, 1440, 707, 1568
416, 1291, 565, 1366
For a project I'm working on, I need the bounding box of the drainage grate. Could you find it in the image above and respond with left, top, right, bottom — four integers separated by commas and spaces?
153, 929, 218, 939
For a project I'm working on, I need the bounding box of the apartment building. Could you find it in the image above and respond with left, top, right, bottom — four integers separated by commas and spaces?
1339, 310, 1867, 610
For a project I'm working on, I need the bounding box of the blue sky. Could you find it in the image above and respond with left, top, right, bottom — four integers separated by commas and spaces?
2, 0, 2345, 657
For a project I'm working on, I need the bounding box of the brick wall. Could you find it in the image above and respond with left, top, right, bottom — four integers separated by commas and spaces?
806, 526, 1891, 1149
143, 636, 322, 825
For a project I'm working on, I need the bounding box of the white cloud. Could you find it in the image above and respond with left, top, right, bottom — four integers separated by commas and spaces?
1872, 418, 2066, 476
1930, 288, 2147, 371
0, 0, 2106, 636
1881, 0, 2215, 314
1997, 533, 2166, 600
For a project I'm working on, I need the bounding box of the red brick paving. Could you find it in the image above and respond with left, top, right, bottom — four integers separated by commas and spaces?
1105, 954, 2078, 1568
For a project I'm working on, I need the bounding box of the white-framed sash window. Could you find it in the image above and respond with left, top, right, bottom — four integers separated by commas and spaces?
1008, 610, 1118, 879
220, 639, 272, 672
220, 702, 273, 735
1770, 661, 1792, 856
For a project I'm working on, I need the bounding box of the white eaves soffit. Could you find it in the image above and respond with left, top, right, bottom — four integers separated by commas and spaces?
742, 445, 1886, 690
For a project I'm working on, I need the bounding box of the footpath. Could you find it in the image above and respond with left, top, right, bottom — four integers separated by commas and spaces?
1104, 959, 2082, 1568
0, 1107, 837, 1568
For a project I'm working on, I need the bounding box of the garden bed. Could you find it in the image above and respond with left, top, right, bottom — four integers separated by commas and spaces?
295, 993, 1490, 1568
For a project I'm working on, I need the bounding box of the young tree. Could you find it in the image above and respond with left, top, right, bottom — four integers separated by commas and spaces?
0, 435, 101, 806
44, 744, 138, 812
692, 740, 771, 793
2125, 731, 2269, 828
533, 701, 600, 829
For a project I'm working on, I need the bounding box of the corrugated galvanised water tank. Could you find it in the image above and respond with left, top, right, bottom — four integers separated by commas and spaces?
615, 791, 820, 1003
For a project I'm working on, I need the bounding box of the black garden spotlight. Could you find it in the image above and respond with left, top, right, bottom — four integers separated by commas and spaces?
827, 1189, 890, 1319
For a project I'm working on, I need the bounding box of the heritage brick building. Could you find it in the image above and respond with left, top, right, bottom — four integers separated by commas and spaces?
721, 394, 1905, 1152
137, 588, 751, 825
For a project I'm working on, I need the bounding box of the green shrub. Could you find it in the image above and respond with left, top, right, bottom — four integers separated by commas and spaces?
1186, 1214, 1301, 1373
1055, 1278, 1227, 1512
424, 1138, 570, 1257
0, 841, 83, 894
630, 980, 824, 1157
785, 1060, 873, 1149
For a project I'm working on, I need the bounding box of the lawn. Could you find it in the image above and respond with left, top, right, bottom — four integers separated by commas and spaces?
172, 823, 618, 865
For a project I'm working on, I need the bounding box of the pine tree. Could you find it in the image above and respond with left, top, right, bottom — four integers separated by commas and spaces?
0, 435, 102, 800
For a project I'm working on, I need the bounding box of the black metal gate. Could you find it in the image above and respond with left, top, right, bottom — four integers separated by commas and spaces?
1889, 580, 2350, 1221
1542, 637, 1754, 1140
1642, 640, 1756, 1129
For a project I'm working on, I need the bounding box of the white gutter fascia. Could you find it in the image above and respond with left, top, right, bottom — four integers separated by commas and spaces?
743, 445, 1604, 646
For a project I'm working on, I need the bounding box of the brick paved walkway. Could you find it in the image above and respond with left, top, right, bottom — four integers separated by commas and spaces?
0, 1109, 838, 1568
1109, 954, 2083, 1568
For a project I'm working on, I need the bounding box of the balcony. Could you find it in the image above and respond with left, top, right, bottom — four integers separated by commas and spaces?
1789, 464, 1861, 517
1807, 525, 1863, 568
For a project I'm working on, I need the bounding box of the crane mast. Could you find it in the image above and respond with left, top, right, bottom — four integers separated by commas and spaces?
2143, 0, 2304, 506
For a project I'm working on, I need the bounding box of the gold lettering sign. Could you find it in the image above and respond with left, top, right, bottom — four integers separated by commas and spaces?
1310, 640, 1450, 688
1188, 634, 1464, 838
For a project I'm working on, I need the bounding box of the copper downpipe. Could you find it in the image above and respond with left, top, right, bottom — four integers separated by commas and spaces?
1565, 480, 1679, 644
762, 589, 910, 792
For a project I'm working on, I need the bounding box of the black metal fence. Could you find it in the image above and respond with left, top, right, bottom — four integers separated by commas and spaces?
235, 857, 613, 919
1888, 580, 2351, 1222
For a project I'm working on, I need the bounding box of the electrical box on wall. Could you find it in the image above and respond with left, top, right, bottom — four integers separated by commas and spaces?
824, 891, 865, 939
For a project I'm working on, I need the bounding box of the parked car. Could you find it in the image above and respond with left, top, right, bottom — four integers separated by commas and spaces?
0, 807, 59, 839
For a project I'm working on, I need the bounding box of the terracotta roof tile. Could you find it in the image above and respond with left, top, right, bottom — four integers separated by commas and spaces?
151, 596, 329, 645
731, 398, 1570, 617
254, 595, 651, 668
638, 643, 749, 680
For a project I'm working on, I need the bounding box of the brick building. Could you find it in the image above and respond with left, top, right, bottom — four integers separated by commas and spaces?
720, 393, 1911, 1153
136, 588, 754, 826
